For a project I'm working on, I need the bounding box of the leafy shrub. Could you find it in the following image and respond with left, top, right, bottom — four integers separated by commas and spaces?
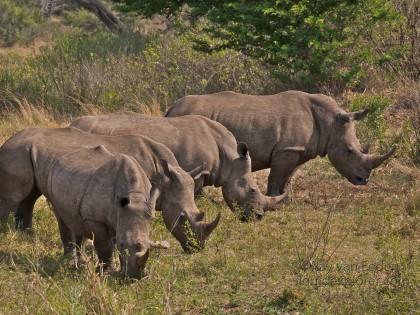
62, 9, 104, 32
0, 0, 43, 47
349, 95, 393, 147
116, 0, 403, 90
0, 30, 279, 115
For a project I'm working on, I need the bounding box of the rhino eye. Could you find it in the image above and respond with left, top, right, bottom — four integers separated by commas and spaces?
119, 197, 130, 208
250, 188, 257, 194
347, 147, 353, 153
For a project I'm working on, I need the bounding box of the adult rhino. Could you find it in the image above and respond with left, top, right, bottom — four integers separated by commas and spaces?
166, 90, 396, 196
42, 145, 155, 278
0, 127, 220, 252
71, 113, 287, 219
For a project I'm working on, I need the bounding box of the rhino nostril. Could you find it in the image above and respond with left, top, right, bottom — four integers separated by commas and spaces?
355, 176, 367, 184
134, 242, 143, 252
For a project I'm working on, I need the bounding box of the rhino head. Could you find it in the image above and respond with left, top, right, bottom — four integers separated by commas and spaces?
116, 188, 158, 279
222, 143, 288, 220
327, 109, 396, 185
158, 160, 221, 253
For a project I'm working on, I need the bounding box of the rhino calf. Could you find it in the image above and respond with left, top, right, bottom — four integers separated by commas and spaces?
166, 91, 395, 196
71, 113, 288, 219
41, 145, 156, 278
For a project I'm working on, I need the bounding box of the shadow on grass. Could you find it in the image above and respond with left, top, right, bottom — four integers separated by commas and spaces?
0, 250, 70, 277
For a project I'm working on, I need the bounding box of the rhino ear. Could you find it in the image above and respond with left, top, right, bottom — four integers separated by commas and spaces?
336, 113, 351, 124
161, 159, 181, 182
237, 142, 249, 159
351, 109, 369, 121
188, 165, 210, 181
148, 185, 160, 214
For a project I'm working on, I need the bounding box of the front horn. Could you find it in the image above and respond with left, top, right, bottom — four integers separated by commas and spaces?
264, 192, 289, 211
190, 212, 221, 242
366, 146, 396, 169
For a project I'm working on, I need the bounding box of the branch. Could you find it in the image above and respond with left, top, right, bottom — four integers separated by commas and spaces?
42, 0, 123, 32
72, 0, 123, 32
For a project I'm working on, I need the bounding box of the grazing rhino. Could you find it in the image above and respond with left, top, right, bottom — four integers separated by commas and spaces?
166, 90, 396, 196
71, 113, 287, 219
0, 127, 220, 252
34, 144, 154, 277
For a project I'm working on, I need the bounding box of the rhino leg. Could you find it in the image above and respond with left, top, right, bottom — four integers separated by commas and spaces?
267, 150, 300, 196
55, 214, 81, 256
84, 220, 114, 272
54, 213, 85, 268
15, 186, 41, 230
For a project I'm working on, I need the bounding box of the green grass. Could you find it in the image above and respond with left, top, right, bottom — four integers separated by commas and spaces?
0, 143, 418, 314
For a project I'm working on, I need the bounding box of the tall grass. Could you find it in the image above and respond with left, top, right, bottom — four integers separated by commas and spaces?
0, 96, 58, 141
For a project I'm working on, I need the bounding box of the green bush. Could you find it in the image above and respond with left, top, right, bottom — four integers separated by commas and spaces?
0, 30, 279, 115
62, 9, 104, 32
0, 0, 43, 47
349, 95, 393, 148
115, 0, 403, 90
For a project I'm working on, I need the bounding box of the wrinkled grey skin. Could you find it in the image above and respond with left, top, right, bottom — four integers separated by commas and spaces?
71, 113, 287, 219
166, 90, 396, 196
0, 127, 220, 252
37, 144, 153, 278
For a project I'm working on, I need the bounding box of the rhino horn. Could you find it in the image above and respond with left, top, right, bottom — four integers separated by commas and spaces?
264, 192, 289, 211
365, 146, 396, 169
190, 212, 221, 241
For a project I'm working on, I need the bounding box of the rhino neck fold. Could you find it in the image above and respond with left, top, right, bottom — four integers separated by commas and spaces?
215, 148, 231, 188
309, 104, 332, 158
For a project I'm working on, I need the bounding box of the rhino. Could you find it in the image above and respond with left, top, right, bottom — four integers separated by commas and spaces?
0, 127, 220, 253
28, 144, 154, 277
165, 90, 396, 196
70, 113, 287, 219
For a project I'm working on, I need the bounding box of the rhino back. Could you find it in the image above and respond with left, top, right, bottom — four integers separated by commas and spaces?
28, 127, 178, 182
167, 91, 318, 170
0, 128, 38, 202
72, 113, 237, 187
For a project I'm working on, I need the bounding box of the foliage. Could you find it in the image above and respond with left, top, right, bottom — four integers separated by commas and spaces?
349, 95, 393, 147
62, 8, 104, 32
0, 0, 43, 47
386, 0, 420, 80
0, 30, 278, 115
114, 0, 403, 89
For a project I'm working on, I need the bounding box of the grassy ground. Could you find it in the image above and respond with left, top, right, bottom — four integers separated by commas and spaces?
0, 107, 418, 315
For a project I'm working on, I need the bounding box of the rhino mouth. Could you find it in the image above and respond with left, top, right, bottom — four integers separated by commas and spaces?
351, 175, 368, 185
239, 208, 264, 222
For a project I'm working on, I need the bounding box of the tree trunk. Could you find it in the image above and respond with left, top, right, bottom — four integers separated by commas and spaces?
72, 0, 122, 32
42, 0, 122, 32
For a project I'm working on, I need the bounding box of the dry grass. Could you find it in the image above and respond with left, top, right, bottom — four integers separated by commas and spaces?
0, 96, 59, 141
